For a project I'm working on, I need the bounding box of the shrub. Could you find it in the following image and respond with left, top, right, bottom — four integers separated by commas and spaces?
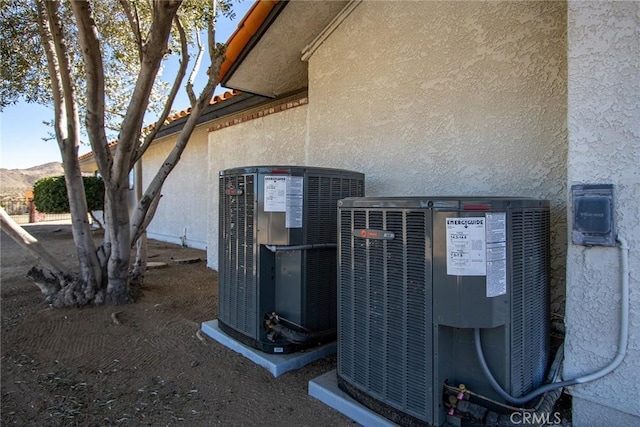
33, 175, 104, 213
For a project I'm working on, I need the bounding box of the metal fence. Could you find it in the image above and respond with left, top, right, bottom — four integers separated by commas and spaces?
1, 199, 71, 224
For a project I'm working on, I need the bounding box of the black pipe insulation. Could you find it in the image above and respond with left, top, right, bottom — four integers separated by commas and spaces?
269, 323, 335, 345
264, 243, 337, 252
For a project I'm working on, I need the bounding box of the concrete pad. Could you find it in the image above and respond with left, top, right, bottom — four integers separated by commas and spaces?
200, 319, 337, 377
308, 370, 397, 427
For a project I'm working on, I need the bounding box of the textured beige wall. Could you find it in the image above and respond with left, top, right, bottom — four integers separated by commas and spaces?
565, 1, 640, 422
143, 125, 210, 249
206, 105, 308, 269
307, 1, 568, 311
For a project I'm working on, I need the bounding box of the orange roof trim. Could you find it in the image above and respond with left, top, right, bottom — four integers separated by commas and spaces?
218, 0, 279, 82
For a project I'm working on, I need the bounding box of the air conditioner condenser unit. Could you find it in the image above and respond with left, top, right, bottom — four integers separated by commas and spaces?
218, 166, 365, 354
337, 197, 550, 426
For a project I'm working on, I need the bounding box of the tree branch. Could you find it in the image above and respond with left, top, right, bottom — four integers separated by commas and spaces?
115, 0, 181, 189
186, 26, 202, 107
208, 1, 216, 64
70, 0, 112, 183
118, 0, 143, 63
131, 12, 189, 167
129, 42, 221, 245
0, 207, 71, 280
130, 192, 162, 246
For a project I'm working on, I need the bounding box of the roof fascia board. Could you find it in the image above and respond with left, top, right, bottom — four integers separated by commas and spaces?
220, 1, 289, 90
301, 0, 361, 62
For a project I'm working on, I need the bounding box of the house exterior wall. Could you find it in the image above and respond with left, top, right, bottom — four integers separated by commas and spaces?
306, 1, 568, 312
206, 104, 308, 269
565, 1, 640, 423
143, 124, 210, 250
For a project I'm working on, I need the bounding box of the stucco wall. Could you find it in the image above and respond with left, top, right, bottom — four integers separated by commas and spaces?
565, 1, 640, 423
307, 1, 568, 312
143, 124, 210, 250
206, 104, 308, 269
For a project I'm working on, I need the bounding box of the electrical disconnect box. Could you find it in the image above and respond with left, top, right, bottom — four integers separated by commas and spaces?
572, 184, 615, 247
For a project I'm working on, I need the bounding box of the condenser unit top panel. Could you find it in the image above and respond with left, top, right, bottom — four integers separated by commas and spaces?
338, 196, 548, 210
220, 165, 364, 178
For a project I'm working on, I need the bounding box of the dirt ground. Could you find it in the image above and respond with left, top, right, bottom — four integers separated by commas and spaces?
1, 224, 353, 426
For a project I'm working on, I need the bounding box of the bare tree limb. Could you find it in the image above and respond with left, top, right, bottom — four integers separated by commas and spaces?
131, 13, 189, 167
118, 0, 143, 62
115, 0, 181, 187
208, 0, 217, 63
130, 63, 219, 246
35, 0, 68, 154
129, 1, 223, 246
0, 207, 70, 280
89, 211, 104, 229
70, 0, 112, 183
186, 26, 203, 107
131, 192, 162, 245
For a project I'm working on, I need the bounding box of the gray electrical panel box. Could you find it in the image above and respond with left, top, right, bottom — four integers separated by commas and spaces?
337, 197, 550, 426
572, 184, 615, 247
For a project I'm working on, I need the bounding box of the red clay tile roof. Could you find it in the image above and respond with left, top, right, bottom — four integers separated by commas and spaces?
78, 89, 240, 162
156, 89, 241, 128
79, 141, 117, 161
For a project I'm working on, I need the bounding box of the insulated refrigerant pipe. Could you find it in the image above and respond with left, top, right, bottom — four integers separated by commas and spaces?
264, 243, 337, 252
475, 235, 630, 406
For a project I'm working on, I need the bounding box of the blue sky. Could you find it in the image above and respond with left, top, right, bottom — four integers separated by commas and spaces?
0, 1, 252, 170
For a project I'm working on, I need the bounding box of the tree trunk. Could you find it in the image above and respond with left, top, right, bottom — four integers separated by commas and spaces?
103, 185, 133, 305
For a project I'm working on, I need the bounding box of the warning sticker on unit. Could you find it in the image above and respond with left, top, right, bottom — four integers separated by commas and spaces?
264, 176, 287, 212
264, 176, 303, 228
446, 213, 508, 297
446, 217, 487, 276
485, 213, 507, 297
285, 176, 303, 228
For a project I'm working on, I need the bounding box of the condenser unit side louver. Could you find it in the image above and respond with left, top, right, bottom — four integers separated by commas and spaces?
218, 166, 364, 354
336, 197, 550, 426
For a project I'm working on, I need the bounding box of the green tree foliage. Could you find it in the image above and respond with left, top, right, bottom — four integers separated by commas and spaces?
0, 0, 234, 135
33, 175, 104, 213
0, 0, 236, 306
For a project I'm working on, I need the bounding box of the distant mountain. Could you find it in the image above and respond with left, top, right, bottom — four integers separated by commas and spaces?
0, 162, 65, 200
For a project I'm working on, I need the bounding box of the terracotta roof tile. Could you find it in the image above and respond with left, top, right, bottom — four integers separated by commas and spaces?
78, 141, 117, 161
79, 89, 240, 162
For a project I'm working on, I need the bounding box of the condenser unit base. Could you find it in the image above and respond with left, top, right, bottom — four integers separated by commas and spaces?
201, 319, 336, 377
308, 370, 396, 427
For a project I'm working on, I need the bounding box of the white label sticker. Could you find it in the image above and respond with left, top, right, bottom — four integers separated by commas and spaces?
285, 176, 303, 228
264, 176, 287, 212
446, 217, 486, 276
485, 213, 507, 297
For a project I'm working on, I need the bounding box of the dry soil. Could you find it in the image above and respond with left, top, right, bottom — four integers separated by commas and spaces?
1, 223, 353, 426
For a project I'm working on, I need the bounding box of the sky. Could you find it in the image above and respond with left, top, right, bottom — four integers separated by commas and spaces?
0, 1, 253, 170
